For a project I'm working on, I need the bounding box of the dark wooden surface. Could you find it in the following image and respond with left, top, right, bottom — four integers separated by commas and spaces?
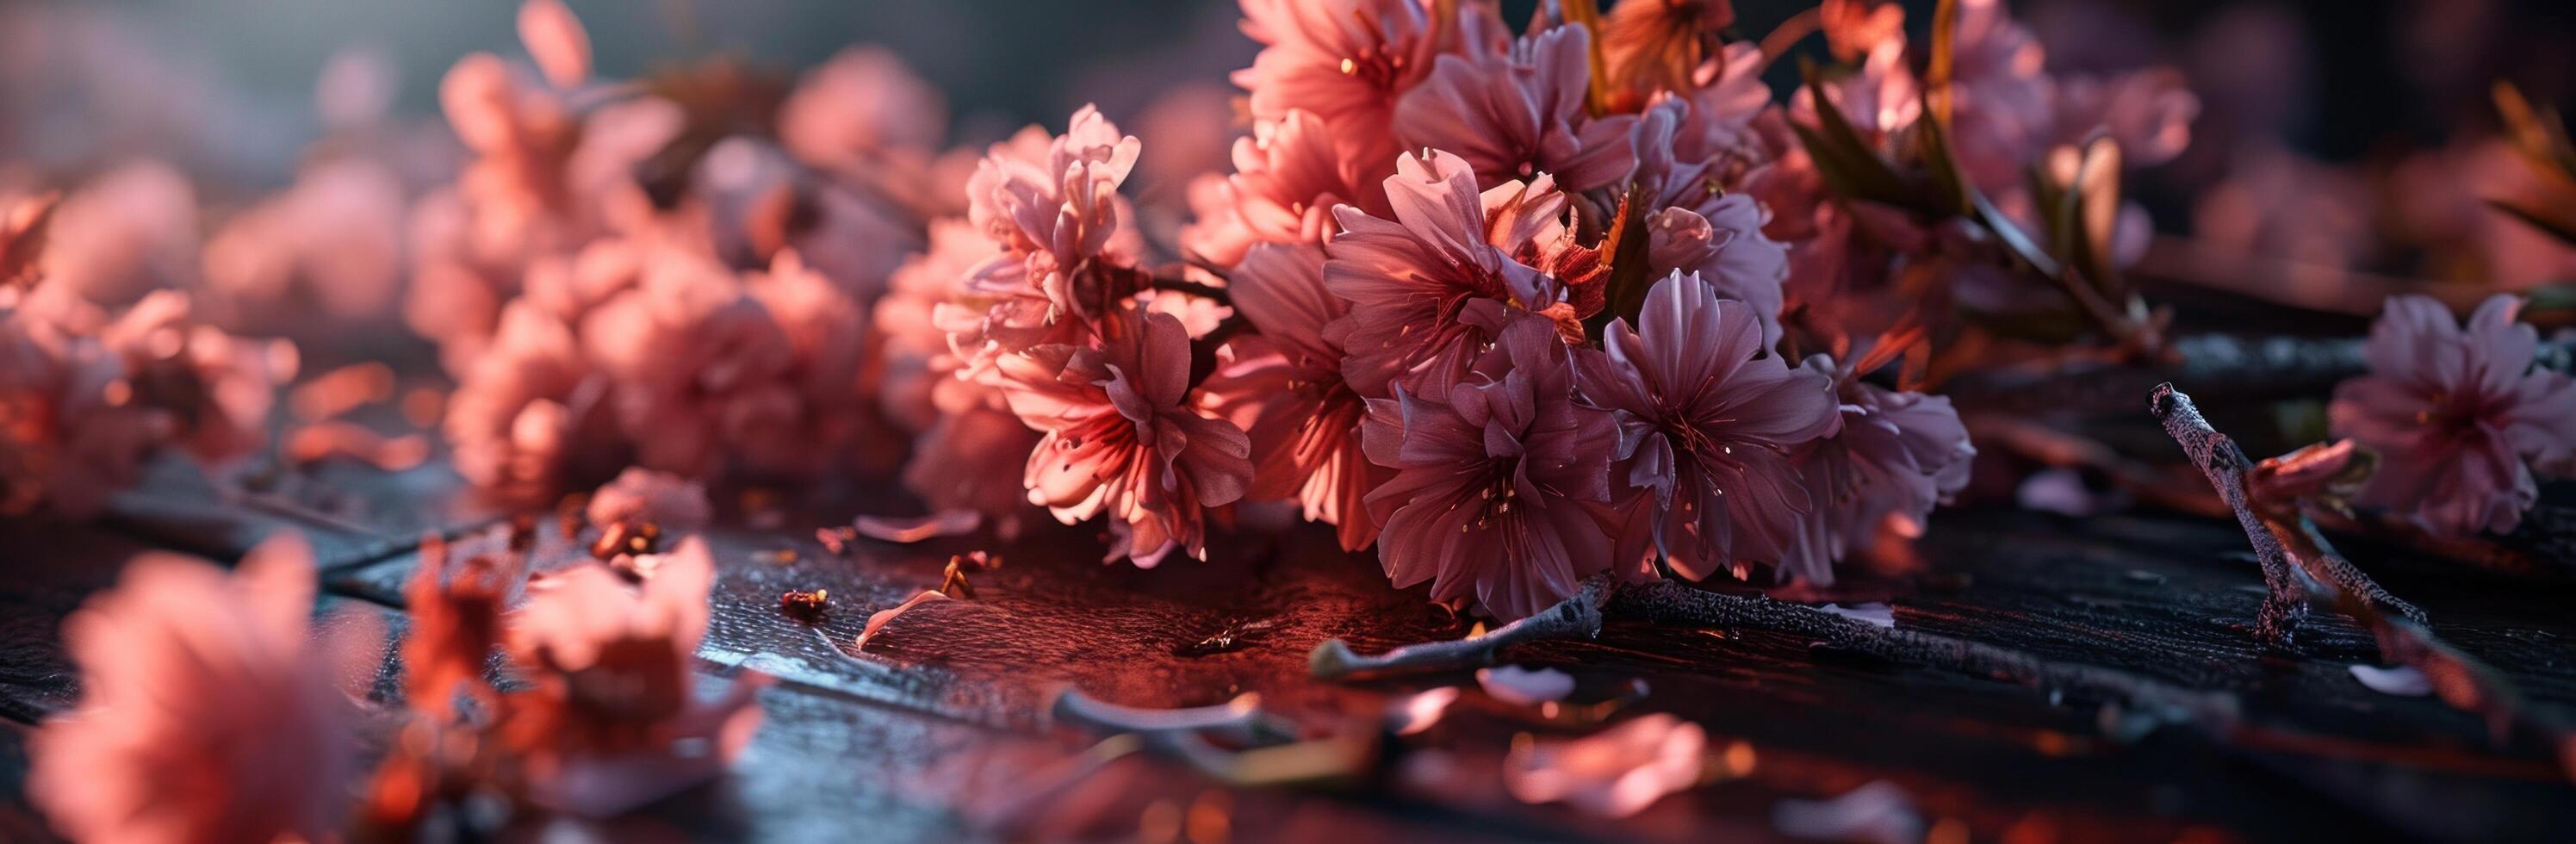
5, 445, 2575, 843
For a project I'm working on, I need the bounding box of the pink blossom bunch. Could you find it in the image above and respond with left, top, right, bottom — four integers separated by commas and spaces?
2330, 295, 2576, 537
852, 0, 2012, 611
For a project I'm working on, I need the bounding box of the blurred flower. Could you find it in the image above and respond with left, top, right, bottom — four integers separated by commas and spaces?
202, 158, 409, 323
587, 467, 715, 534
1575, 271, 1839, 581
43, 160, 198, 307
517, 0, 593, 90
31, 534, 368, 844
1361, 308, 1615, 620
2330, 295, 2576, 537
995, 309, 1254, 565
1503, 712, 1705, 818
444, 300, 618, 503
1784, 354, 1974, 583
501, 537, 768, 817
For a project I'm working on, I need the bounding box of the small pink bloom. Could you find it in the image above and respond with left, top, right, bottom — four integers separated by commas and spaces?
1643, 195, 1791, 351
2051, 68, 2198, 169
202, 158, 408, 322
1181, 109, 1373, 268
994, 309, 1255, 564
1503, 713, 1705, 818
1395, 24, 1639, 192
1784, 355, 1974, 584
1575, 271, 1839, 581
1943, 0, 2054, 192
1201, 243, 1390, 550
903, 402, 1046, 539
444, 301, 618, 503
2329, 295, 2576, 537
31, 534, 365, 844
42, 161, 198, 307
965, 105, 1147, 323
587, 467, 714, 533
1361, 309, 1616, 620
1232, 0, 1479, 188
777, 47, 947, 168
502, 537, 769, 817
1325, 149, 1566, 399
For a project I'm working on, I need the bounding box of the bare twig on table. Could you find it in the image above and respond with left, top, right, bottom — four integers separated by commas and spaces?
1605, 580, 2242, 730
1309, 576, 1611, 680
2151, 383, 2576, 781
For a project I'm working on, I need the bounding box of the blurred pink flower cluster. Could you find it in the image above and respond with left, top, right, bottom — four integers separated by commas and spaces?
426, 3, 940, 505
2, 194, 294, 517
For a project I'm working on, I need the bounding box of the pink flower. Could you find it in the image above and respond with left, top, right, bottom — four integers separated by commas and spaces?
579, 251, 796, 479
95, 291, 295, 465
1644, 195, 1791, 351
994, 309, 1254, 564
777, 47, 947, 169
1181, 109, 1375, 268
1361, 308, 1616, 620
202, 158, 408, 323
1325, 149, 1568, 399
444, 300, 620, 503
502, 537, 768, 817
1784, 354, 1974, 583
1503, 713, 1705, 818
42, 161, 198, 307
587, 467, 714, 532
1944, 0, 2054, 193
1575, 271, 1839, 581
903, 402, 1045, 539
2051, 68, 2198, 169
2329, 295, 2576, 537
1671, 42, 1772, 164
0, 311, 172, 517
965, 105, 1147, 324
1395, 24, 1639, 192
1232, 0, 1473, 188
876, 218, 1002, 431
1202, 243, 1390, 550
31, 534, 366, 843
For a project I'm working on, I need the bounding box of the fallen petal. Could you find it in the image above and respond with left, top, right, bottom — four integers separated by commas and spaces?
1818, 603, 1897, 629
1386, 687, 1462, 735
1772, 780, 1923, 844
852, 509, 984, 543
2349, 664, 2433, 697
855, 590, 953, 650
1504, 713, 1705, 818
1477, 665, 1577, 706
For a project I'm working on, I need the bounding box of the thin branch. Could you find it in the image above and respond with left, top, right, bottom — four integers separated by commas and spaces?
1310, 577, 1611, 680
1605, 581, 2242, 729
2151, 383, 2576, 781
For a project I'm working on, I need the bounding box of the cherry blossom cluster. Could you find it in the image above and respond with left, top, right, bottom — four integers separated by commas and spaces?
885, 0, 2203, 618
425, 2, 940, 505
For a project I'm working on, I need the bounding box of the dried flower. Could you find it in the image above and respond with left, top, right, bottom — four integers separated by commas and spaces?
31, 534, 369, 844
1361, 309, 1616, 620
2329, 295, 2576, 537
1574, 271, 1839, 581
